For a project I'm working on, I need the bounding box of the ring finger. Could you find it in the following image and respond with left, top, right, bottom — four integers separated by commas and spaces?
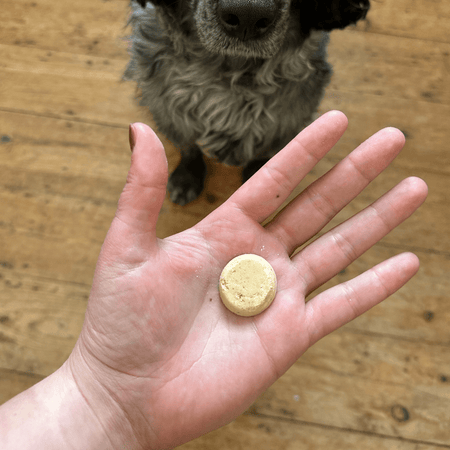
292, 176, 428, 296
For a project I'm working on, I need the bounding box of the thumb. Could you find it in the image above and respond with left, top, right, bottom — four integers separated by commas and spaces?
112, 123, 168, 249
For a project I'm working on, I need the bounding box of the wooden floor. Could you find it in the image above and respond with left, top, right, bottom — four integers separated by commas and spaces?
1, 0, 449, 448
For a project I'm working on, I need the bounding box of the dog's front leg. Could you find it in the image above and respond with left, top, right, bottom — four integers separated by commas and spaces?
242, 158, 270, 183
167, 145, 207, 206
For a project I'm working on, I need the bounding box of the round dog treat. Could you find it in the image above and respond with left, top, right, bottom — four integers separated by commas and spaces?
219, 254, 277, 317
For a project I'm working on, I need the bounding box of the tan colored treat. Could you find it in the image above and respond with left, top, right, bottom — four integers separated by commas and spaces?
219, 254, 277, 317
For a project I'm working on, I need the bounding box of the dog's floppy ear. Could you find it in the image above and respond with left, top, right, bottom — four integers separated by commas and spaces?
309, 0, 370, 31
133, 0, 178, 10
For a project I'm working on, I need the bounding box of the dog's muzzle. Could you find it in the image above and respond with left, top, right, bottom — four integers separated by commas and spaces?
194, 0, 290, 58
217, 0, 277, 41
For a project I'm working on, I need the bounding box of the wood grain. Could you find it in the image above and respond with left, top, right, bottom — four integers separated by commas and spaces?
180, 413, 445, 449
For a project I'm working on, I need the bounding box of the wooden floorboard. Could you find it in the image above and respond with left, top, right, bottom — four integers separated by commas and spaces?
180, 412, 450, 449
1, 0, 449, 448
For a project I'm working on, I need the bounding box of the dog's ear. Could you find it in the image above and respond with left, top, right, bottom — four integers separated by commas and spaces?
308, 0, 370, 31
133, 0, 178, 10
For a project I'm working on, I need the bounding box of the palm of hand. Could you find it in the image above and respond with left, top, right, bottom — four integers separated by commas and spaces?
84, 211, 307, 438
71, 112, 427, 449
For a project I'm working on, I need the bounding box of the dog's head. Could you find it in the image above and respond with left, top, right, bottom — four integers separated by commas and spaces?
134, 0, 370, 58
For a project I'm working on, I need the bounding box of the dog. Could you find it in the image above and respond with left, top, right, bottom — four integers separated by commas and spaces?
124, 0, 370, 205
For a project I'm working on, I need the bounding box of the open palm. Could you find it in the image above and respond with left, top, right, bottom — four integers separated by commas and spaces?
68, 111, 427, 450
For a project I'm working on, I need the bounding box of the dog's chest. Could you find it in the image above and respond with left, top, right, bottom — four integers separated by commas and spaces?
150, 55, 305, 139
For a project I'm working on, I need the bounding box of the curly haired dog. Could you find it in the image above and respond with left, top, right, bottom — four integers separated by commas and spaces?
125, 0, 370, 205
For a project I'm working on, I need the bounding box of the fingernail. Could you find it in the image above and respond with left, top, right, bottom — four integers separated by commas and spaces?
129, 123, 136, 152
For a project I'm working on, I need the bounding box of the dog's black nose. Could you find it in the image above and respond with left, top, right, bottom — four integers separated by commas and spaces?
218, 0, 277, 41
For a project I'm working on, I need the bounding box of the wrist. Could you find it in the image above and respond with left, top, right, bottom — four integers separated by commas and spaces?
0, 347, 145, 450
61, 342, 148, 450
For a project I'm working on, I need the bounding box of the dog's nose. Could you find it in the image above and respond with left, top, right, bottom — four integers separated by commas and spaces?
218, 0, 277, 41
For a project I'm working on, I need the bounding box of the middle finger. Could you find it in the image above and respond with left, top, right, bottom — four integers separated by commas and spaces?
265, 127, 406, 255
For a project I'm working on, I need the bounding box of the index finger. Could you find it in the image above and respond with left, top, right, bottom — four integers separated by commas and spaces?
224, 110, 349, 223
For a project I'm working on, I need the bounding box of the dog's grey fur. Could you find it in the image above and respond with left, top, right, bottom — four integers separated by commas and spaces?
124, 0, 370, 204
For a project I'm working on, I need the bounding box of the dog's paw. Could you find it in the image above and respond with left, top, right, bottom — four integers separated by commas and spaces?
167, 160, 206, 206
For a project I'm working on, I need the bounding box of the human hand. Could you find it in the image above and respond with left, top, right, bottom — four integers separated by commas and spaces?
66, 111, 427, 449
